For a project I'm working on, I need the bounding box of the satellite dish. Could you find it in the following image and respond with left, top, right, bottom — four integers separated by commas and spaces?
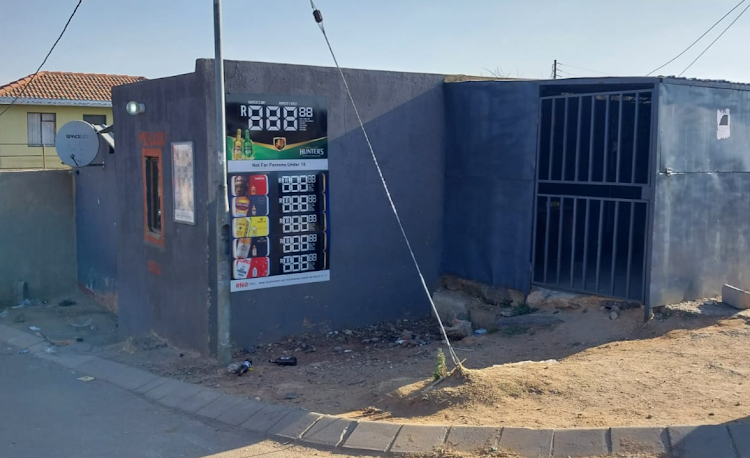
56, 121, 100, 167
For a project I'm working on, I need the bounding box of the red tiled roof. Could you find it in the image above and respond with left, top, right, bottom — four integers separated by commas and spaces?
0, 71, 145, 102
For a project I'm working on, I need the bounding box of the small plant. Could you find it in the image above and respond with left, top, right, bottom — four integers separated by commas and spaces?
433, 348, 447, 380
512, 302, 535, 316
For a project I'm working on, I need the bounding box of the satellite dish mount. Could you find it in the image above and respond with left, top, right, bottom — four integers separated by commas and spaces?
55, 121, 106, 172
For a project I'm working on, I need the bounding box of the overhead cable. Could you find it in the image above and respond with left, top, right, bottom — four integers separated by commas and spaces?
0, 0, 83, 118
647, 0, 746, 76
678, 1, 750, 77
307, 0, 465, 371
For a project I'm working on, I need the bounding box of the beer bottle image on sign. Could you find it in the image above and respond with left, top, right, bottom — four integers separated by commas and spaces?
243, 129, 254, 159
233, 129, 243, 160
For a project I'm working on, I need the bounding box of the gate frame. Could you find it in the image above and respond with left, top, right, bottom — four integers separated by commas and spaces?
529, 82, 660, 321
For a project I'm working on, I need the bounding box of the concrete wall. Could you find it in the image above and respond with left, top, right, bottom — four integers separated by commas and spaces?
0, 170, 76, 305
0, 104, 111, 169
442, 81, 539, 293
75, 137, 118, 312
112, 71, 213, 353
212, 60, 448, 347
650, 81, 750, 305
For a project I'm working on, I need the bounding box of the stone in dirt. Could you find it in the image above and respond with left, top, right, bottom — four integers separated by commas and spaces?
722, 284, 750, 310
468, 308, 500, 330
527, 287, 608, 310
432, 289, 473, 322
610, 311, 619, 320
442, 274, 525, 305
445, 319, 473, 339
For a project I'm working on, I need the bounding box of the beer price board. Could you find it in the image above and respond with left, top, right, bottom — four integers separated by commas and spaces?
225, 93, 330, 291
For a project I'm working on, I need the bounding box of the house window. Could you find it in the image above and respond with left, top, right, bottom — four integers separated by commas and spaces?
83, 114, 107, 125
142, 149, 164, 246
27, 113, 56, 147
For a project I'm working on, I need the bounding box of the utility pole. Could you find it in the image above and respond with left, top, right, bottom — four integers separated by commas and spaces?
213, 0, 232, 365
553, 59, 558, 79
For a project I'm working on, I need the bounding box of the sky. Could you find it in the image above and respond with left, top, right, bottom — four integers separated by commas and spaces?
1, 0, 750, 85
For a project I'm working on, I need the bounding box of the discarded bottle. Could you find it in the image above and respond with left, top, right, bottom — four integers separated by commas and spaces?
238, 359, 253, 376
269, 356, 297, 366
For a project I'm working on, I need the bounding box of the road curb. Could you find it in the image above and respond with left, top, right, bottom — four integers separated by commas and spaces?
1, 322, 747, 457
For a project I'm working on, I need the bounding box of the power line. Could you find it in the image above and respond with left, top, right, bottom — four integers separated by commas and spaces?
0, 0, 83, 119
679, 1, 750, 77
558, 62, 611, 76
308, 0, 464, 372
646, 0, 746, 76
557, 69, 583, 78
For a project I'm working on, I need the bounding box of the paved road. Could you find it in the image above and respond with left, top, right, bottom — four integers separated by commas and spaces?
0, 347, 367, 458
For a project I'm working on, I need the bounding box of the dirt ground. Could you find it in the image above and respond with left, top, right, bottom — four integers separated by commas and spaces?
4, 292, 750, 430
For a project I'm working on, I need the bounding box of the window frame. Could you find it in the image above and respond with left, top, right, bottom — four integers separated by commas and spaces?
27, 112, 56, 147
142, 148, 165, 247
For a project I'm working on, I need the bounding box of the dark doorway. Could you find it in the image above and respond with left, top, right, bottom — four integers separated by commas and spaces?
532, 90, 654, 302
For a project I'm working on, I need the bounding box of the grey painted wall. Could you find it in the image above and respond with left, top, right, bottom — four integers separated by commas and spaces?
650, 81, 750, 305
442, 81, 539, 292
111, 70, 214, 353
75, 138, 118, 311
207, 60, 448, 347
0, 170, 76, 305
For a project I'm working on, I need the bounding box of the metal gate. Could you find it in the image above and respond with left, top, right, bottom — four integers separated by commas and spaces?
532, 89, 654, 302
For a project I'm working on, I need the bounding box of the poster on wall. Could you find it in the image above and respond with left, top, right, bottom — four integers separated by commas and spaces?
171, 142, 195, 225
225, 93, 330, 292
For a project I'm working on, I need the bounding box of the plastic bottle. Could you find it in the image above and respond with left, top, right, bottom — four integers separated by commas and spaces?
269, 356, 297, 366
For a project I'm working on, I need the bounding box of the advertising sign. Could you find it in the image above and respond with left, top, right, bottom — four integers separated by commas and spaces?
171, 142, 195, 224
225, 93, 330, 291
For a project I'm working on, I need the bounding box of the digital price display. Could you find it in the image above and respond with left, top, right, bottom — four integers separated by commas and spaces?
279, 233, 326, 255
226, 93, 330, 291
280, 194, 325, 214
281, 253, 327, 274
278, 173, 325, 194
226, 94, 331, 292
242, 105, 315, 132
226, 93, 327, 162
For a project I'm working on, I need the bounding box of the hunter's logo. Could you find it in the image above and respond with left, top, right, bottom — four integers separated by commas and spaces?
273, 137, 287, 150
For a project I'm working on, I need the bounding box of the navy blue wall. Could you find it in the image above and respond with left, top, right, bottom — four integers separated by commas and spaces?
442, 81, 539, 292
75, 138, 118, 311
112, 71, 214, 353
108, 61, 448, 353
207, 60, 448, 347
650, 81, 750, 305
